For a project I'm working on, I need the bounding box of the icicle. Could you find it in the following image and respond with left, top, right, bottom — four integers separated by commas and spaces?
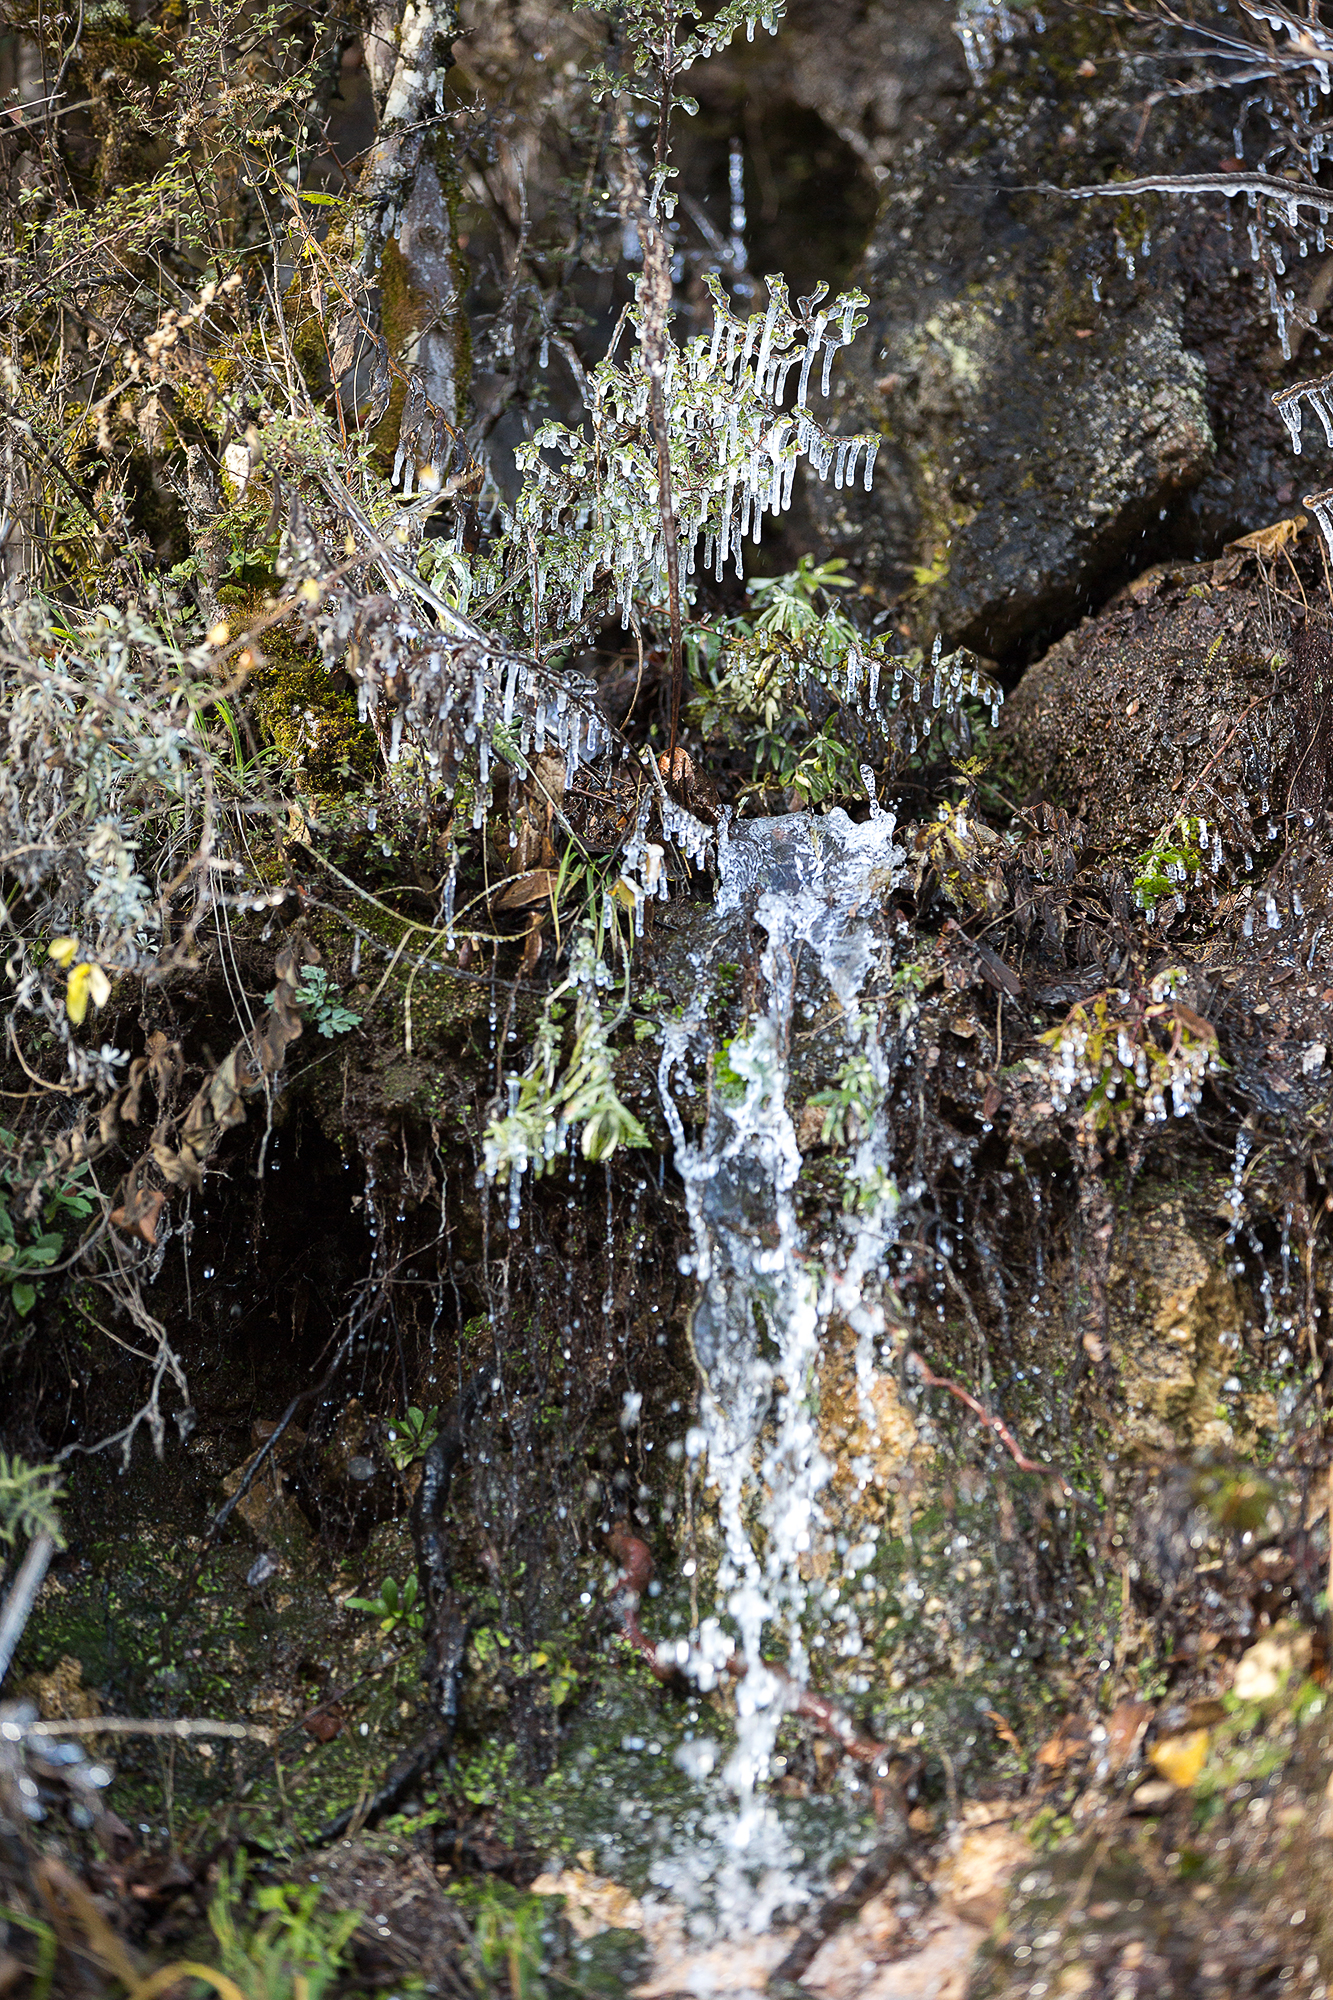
755, 294, 779, 384
1274, 385, 1305, 453
1304, 486, 1333, 569
862, 437, 879, 491
796, 340, 817, 407
1309, 382, 1333, 447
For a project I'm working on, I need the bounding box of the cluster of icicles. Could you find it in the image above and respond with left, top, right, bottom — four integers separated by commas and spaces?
1270, 371, 1333, 571
1044, 985, 1221, 1126
516, 270, 880, 627
800, 632, 1002, 743
280, 503, 613, 830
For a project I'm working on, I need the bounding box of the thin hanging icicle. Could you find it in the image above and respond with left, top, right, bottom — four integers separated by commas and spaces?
796, 339, 818, 408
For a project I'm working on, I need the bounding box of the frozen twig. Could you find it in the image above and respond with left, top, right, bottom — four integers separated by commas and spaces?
23, 1716, 274, 1743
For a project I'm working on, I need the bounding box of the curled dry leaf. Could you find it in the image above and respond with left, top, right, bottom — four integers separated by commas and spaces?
492, 868, 559, 911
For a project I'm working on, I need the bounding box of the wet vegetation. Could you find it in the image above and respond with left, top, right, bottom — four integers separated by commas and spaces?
5, 0, 1333, 1995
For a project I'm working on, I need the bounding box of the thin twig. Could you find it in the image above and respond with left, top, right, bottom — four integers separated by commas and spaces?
906, 1350, 1079, 1500
767, 1824, 909, 1991
26, 1716, 273, 1743
0, 1530, 57, 1685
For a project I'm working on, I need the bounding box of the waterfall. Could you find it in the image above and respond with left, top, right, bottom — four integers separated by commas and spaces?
655, 805, 909, 1932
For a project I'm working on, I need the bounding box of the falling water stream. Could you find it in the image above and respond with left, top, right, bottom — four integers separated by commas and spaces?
653, 802, 909, 1932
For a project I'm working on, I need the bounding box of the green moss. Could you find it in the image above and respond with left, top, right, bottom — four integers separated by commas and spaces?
242, 624, 377, 789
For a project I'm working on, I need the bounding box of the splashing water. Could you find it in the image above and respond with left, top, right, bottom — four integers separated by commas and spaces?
655, 805, 907, 1931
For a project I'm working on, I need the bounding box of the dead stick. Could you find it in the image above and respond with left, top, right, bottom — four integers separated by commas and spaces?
0, 1530, 56, 1686
766, 1823, 908, 1991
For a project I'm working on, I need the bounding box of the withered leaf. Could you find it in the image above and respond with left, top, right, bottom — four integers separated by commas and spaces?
1104, 1699, 1152, 1774
986, 1707, 1023, 1753
493, 869, 559, 911
1035, 1712, 1090, 1771
109, 1184, 167, 1245
302, 1704, 345, 1744
329, 308, 361, 379
1227, 514, 1306, 555
520, 923, 545, 977
364, 335, 391, 429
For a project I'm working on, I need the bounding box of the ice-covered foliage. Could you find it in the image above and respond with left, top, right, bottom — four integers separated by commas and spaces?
278, 493, 613, 837
482, 921, 649, 1216
691, 559, 1002, 805
509, 273, 878, 640
1039, 968, 1222, 1144
1056, 1, 1333, 357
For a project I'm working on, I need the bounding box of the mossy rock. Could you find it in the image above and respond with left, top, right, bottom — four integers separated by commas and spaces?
810, 6, 1301, 655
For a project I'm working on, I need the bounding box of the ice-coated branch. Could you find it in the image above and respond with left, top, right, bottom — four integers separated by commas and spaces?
1050, 168, 1333, 221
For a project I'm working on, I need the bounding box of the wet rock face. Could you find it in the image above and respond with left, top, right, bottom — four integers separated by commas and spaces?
852, 281, 1213, 656
1109, 1185, 1244, 1456
997, 552, 1300, 856
811, 6, 1306, 657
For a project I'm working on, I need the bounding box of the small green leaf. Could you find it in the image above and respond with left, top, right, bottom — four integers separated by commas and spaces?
12, 1282, 37, 1316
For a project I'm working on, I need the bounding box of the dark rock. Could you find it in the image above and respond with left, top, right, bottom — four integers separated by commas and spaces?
810, 3, 1318, 657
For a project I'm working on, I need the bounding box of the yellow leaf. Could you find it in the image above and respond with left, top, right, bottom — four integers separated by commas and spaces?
87, 964, 111, 1009
48, 935, 79, 967
66, 962, 92, 1025
1149, 1728, 1209, 1789
130, 1965, 248, 2000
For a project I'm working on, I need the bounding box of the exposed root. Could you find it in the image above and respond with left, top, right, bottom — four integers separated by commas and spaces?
765, 1819, 910, 1992
307, 1372, 492, 1849
905, 1350, 1081, 1502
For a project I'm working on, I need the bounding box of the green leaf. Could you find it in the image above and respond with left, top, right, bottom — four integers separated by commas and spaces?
11, 1282, 36, 1317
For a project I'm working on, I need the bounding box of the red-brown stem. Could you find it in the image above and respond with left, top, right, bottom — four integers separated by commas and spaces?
906, 1350, 1076, 1499
607, 1519, 675, 1681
